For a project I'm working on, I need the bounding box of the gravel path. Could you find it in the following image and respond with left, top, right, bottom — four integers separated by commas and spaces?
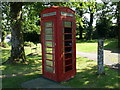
76, 50, 119, 65
76, 50, 119, 72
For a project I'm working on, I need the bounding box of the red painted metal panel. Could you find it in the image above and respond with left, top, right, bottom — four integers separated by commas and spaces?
40, 6, 76, 82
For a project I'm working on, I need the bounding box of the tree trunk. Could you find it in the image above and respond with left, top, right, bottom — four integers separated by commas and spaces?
9, 2, 26, 63
78, 3, 83, 40
79, 24, 83, 40
86, 12, 93, 40
117, 2, 120, 49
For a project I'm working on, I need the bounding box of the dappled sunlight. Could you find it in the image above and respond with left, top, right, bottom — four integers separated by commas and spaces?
61, 56, 119, 88
1, 49, 10, 63
1, 53, 42, 75
83, 81, 90, 85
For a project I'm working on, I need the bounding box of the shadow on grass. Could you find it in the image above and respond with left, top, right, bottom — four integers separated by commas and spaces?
104, 40, 119, 53
61, 56, 119, 88
1, 54, 42, 75
62, 66, 119, 88
2, 74, 42, 88
76, 39, 98, 43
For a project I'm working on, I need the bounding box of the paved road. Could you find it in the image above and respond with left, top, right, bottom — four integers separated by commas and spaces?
76, 50, 119, 65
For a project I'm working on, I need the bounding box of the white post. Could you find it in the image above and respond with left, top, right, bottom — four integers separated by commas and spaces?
97, 39, 104, 74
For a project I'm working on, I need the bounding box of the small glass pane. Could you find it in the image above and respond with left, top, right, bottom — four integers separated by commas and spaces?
46, 48, 53, 53
45, 60, 53, 66
45, 22, 53, 27
45, 35, 53, 40
64, 21, 72, 27
61, 12, 74, 17
45, 28, 53, 34
46, 41, 53, 47
46, 54, 53, 60
45, 66, 53, 73
43, 12, 56, 17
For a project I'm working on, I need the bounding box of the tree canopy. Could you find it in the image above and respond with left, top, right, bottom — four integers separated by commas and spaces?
1, 1, 119, 63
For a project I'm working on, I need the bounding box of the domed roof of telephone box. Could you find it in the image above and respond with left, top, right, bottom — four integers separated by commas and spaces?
41, 6, 75, 14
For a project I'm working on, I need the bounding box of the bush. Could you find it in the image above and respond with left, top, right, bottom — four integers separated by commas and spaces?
0, 42, 10, 48
23, 31, 40, 43
24, 41, 34, 47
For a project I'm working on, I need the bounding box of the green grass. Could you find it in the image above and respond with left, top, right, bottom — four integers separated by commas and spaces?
1, 44, 41, 63
1, 53, 42, 88
61, 55, 119, 88
76, 39, 118, 53
76, 43, 97, 52
2, 74, 41, 88
1, 55, 42, 75
1, 54, 119, 88
104, 39, 118, 52
1, 40, 119, 88
1, 45, 42, 88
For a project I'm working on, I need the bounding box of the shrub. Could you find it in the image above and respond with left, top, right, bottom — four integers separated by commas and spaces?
24, 41, 34, 47
0, 42, 10, 48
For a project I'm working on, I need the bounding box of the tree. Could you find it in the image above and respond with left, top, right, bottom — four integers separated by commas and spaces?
1, 2, 11, 47
9, 2, 26, 63
86, 1, 96, 40
117, 2, 120, 48
76, 3, 84, 40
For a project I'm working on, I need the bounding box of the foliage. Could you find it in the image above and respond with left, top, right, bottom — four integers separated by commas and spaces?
24, 41, 34, 46
96, 18, 112, 39
23, 31, 40, 43
1, 2, 11, 33
0, 42, 10, 48
1, 48, 10, 63
1, 2, 118, 44
93, 2, 118, 39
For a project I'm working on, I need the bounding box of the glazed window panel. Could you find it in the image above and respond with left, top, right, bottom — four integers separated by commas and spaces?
46, 54, 53, 60
46, 41, 53, 47
61, 12, 74, 17
45, 22, 53, 27
46, 48, 53, 53
45, 60, 53, 66
45, 28, 53, 34
64, 21, 72, 27
45, 66, 54, 73
43, 12, 56, 17
45, 35, 53, 40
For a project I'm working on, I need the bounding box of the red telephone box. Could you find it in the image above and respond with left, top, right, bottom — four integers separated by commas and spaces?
40, 6, 76, 82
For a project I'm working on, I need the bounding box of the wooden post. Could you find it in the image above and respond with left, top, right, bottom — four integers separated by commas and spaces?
97, 39, 104, 74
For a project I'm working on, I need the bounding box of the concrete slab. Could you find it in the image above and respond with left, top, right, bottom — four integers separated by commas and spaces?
21, 77, 71, 88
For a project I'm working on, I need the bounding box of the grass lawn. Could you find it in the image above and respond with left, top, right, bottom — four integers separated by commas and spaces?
1, 44, 42, 88
76, 39, 118, 53
1, 40, 119, 88
61, 55, 119, 88
1, 51, 42, 88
